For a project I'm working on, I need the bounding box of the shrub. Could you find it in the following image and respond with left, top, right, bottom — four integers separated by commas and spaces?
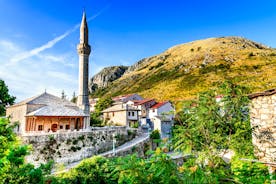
248, 52, 255, 57
150, 130, 160, 140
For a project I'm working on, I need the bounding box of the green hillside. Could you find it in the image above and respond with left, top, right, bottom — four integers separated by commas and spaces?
91, 36, 276, 106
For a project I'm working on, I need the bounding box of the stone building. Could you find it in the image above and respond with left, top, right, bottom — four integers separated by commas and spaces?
102, 103, 140, 127
249, 89, 276, 170
6, 12, 92, 135
6, 92, 87, 134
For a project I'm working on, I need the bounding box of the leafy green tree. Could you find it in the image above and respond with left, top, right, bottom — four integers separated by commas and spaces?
90, 97, 113, 126
57, 156, 115, 184
172, 81, 271, 183
70, 91, 77, 103
173, 82, 252, 160
94, 97, 113, 115
0, 118, 53, 183
0, 80, 15, 116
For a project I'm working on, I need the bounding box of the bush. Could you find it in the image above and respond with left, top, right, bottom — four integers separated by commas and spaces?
150, 130, 160, 140
231, 157, 271, 183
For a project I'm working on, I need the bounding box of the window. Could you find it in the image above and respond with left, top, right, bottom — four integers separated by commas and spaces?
60, 125, 63, 129
128, 112, 131, 116
38, 125, 43, 131
112, 112, 115, 116
132, 112, 135, 116
66, 124, 70, 130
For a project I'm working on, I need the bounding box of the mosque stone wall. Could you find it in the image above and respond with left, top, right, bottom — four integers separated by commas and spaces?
22, 126, 138, 166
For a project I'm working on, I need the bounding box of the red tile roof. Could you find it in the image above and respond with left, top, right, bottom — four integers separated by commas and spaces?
150, 101, 168, 109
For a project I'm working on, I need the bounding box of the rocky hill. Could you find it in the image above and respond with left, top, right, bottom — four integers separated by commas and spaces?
90, 37, 276, 106
89, 66, 128, 93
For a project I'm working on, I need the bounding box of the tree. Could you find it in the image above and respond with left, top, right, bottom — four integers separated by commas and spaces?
71, 91, 77, 103
0, 79, 15, 116
172, 81, 271, 182
90, 97, 113, 126
94, 97, 113, 115
173, 81, 253, 159
0, 118, 53, 183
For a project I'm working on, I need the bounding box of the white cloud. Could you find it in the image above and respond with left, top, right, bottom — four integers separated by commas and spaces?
0, 7, 110, 102
0, 40, 79, 102
8, 7, 108, 66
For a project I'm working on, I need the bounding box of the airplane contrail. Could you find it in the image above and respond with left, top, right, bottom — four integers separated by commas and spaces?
9, 5, 110, 65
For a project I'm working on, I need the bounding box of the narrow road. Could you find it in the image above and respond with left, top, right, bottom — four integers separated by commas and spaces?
54, 133, 149, 174
100, 133, 149, 156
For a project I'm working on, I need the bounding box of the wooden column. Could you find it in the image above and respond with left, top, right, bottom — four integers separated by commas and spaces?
34, 117, 36, 132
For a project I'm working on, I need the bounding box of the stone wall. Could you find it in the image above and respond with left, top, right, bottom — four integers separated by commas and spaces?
22, 126, 138, 166
249, 90, 276, 165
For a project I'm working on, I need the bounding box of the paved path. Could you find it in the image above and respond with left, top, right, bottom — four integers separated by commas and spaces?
54, 133, 149, 174
100, 133, 149, 156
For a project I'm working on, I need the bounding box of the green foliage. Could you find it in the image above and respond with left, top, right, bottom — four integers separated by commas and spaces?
56, 156, 115, 184
172, 81, 272, 183
90, 112, 102, 126
150, 130, 160, 140
95, 97, 113, 113
231, 157, 271, 183
55, 151, 183, 184
0, 79, 16, 116
90, 97, 113, 126
70, 91, 77, 103
0, 118, 53, 183
173, 81, 253, 158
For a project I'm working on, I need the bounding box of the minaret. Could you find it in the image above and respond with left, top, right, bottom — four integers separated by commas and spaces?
77, 11, 91, 128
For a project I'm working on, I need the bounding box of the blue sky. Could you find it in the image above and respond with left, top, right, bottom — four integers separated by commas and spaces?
1, 0, 276, 102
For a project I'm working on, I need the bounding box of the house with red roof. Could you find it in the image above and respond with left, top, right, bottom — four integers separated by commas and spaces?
149, 101, 174, 138
127, 98, 156, 118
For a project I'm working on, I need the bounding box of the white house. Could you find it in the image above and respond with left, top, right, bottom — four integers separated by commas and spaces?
127, 99, 156, 118
149, 101, 175, 138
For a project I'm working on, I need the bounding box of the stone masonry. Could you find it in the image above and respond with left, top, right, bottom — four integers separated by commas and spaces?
22, 126, 138, 166
249, 89, 276, 168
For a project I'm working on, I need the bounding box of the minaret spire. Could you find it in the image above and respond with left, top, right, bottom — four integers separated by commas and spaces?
77, 11, 91, 129
80, 11, 89, 45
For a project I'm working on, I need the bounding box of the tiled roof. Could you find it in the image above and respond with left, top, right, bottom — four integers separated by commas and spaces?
150, 101, 169, 109
26, 105, 87, 117
9, 92, 77, 107
132, 99, 155, 105
248, 89, 276, 99
102, 104, 139, 113
9, 92, 87, 117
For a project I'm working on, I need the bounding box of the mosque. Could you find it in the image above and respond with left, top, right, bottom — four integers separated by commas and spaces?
6, 12, 91, 135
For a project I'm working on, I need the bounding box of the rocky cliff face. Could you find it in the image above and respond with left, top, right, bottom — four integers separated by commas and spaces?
89, 66, 128, 92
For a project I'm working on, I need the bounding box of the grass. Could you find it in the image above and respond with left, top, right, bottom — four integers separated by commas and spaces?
90, 37, 276, 111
